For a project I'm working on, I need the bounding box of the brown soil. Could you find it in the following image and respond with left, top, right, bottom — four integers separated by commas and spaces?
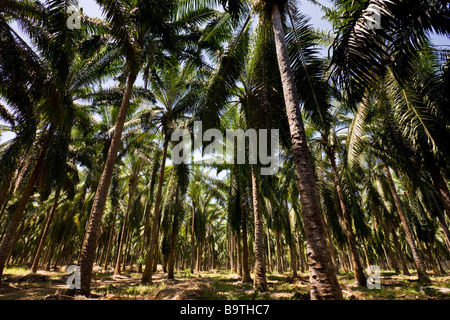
1, 267, 449, 300
152, 279, 213, 300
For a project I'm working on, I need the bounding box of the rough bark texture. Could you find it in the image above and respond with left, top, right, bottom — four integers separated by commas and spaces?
31, 189, 60, 273
284, 199, 297, 278
241, 210, 252, 283
237, 232, 242, 277
383, 164, 430, 283
271, 3, 342, 299
251, 168, 267, 291
327, 149, 366, 286
0, 133, 51, 279
167, 221, 178, 279
78, 73, 137, 296
141, 138, 168, 284
296, 230, 305, 272
289, 242, 298, 278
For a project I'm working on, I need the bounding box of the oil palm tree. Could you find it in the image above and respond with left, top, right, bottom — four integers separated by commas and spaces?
345, 79, 434, 283
0, 0, 118, 279
163, 163, 190, 279
330, 0, 450, 283
311, 106, 367, 286
329, 0, 450, 101
225, 142, 253, 282
29, 146, 81, 274
113, 155, 142, 275
329, 0, 450, 219
140, 63, 203, 284
197, 0, 342, 298
78, 0, 217, 294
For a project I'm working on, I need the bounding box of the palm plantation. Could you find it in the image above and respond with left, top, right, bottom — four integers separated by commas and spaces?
0, 0, 449, 301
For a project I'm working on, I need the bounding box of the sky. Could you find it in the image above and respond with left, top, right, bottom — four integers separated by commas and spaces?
1, 0, 449, 145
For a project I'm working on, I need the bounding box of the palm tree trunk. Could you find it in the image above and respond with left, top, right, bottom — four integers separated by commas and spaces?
114, 175, 138, 275
230, 232, 236, 273
275, 230, 282, 274
0, 200, 9, 227
103, 209, 117, 271
432, 244, 446, 274
361, 237, 371, 267
289, 241, 298, 278
45, 241, 55, 271
31, 189, 61, 273
122, 222, 132, 271
153, 245, 159, 273
114, 219, 127, 275
382, 222, 400, 274
78, 72, 137, 296
424, 242, 439, 274
236, 232, 242, 277
196, 239, 202, 272
210, 236, 215, 270
383, 164, 430, 283
241, 210, 251, 283
251, 168, 267, 291
390, 222, 410, 275
266, 227, 272, 273
142, 138, 169, 284
283, 199, 298, 278
0, 171, 13, 216
167, 221, 178, 279
139, 195, 153, 272
296, 230, 305, 272
327, 149, 366, 286
271, 3, 342, 299
30, 207, 50, 267
190, 204, 195, 274
0, 132, 51, 279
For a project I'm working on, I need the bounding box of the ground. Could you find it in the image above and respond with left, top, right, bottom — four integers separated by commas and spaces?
1, 266, 450, 300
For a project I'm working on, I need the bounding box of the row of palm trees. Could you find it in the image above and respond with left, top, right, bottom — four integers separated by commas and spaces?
0, 0, 449, 300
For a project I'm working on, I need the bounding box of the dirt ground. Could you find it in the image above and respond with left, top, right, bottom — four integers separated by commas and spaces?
1, 266, 450, 300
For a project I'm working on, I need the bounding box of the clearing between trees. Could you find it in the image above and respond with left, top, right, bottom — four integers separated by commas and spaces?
1, 266, 449, 300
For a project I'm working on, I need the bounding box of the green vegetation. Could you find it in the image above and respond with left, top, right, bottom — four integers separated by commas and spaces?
0, 0, 449, 300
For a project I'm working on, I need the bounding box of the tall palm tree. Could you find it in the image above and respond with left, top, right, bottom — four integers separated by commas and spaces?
345, 80, 434, 282
30, 146, 81, 274
0, 0, 118, 279
113, 156, 142, 275
382, 162, 430, 282
330, 0, 450, 220
140, 63, 202, 284
311, 107, 367, 286
330, 0, 450, 283
202, 0, 342, 298
159, 162, 189, 279
227, 159, 253, 282
78, 0, 213, 294
77, 0, 143, 295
